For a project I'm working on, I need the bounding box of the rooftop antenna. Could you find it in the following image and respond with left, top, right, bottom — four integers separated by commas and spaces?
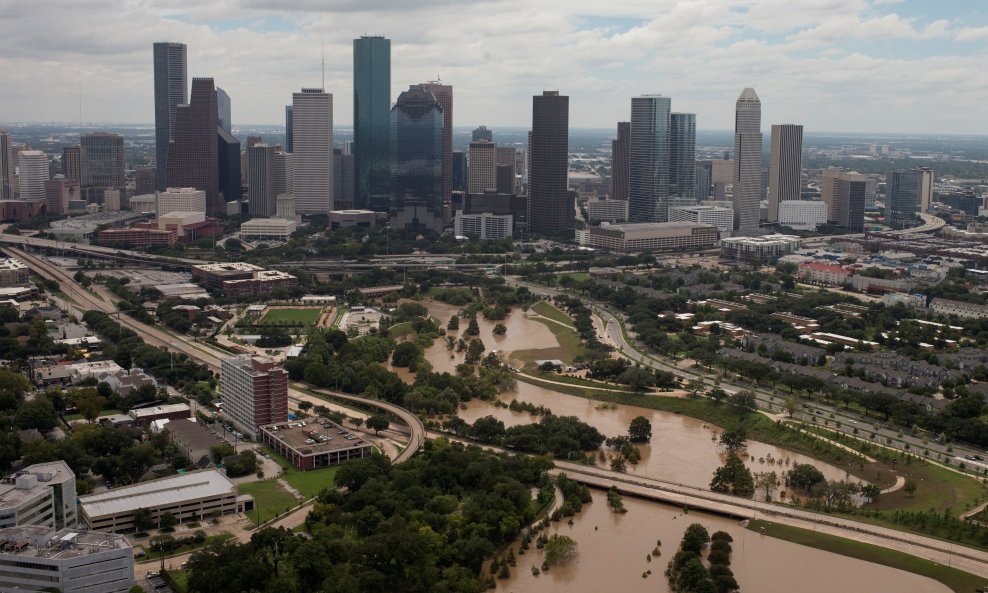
321, 39, 325, 91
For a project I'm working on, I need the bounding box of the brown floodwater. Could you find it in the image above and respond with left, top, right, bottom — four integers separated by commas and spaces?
497, 492, 949, 593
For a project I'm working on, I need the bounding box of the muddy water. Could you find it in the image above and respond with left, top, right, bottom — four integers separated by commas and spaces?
498, 492, 949, 593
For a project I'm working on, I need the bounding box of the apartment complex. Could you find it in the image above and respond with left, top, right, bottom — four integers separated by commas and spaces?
221, 354, 288, 438
453, 212, 513, 240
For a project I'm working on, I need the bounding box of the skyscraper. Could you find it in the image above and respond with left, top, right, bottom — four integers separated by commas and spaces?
452, 151, 467, 192
333, 148, 355, 210
610, 122, 630, 201
528, 91, 570, 234
217, 127, 242, 203
421, 81, 453, 224
733, 88, 762, 235
153, 42, 187, 192
472, 126, 493, 142
61, 146, 81, 183
216, 87, 231, 133
0, 129, 10, 200
220, 354, 288, 439
767, 124, 803, 223
915, 166, 934, 212
886, 169, 922, 230
628, 95, 671, 222
135, 167, 156, 196
80, 132, 125, 204
274, 151, 293, 197
390, 85, 443, 232
669, 112, 696, 201
496, 146, 517, 194
820, 169, 866, 232
695, 161, 712, 200
291, 88, 333, 214
284, 106, 293, 153
167, 77, 220, 214
353, 36, 391, 212
468, 140, 497, 194
247, 144, 275, 216
17, 151, 48, 201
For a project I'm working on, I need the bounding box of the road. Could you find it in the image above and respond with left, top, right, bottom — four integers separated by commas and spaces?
0, 232, 204, 265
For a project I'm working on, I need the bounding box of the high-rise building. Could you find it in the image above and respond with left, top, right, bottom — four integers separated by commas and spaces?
45, 177, 80, 215
629, 95, 671, 222
217, 127, 242, 203
819, 170, 866, 232
767, 124, 803, 223
353, 36, 391, 212
168, 77, 220, 214
135, 167, 156, 196
291, 88, 333, 214
695, 161, 712, 200
0, 130, 11, 200
220, 354, 288, 439
153, 42, 187, 192
452, 151, 467, 192
528, 91, 570, 234
610, 122, 630, 201
421, 81, 452, 223
496, 147, 517, 194
61, 146, 81, 183
915, 166, 934, 212
158, 187, 206, 214
468, 140, 497, 194
390, 85, 443, 231
669, 112, 696, 201
333, 148, 355, 210
886, 169, 922, 230
284, 106, 293, 153
80, 132, 125, 204
216, 87, 231, 133
276, 194, 296, 221
472, 126, 493, 142
733, 87, 763, 235
247, 144, 276, 216
274, 151, 293, 197
17, 151, 48, 201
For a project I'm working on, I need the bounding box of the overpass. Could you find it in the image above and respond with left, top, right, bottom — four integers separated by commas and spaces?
0, 233, 203, 266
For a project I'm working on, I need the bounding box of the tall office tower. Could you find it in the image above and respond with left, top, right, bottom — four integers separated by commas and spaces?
17, 151, 48, 200
221, 354, 288, 439
820, 169, 866, 232
216, 87, 232, 133
80, 132, 125, 204
767, 124, 803, 223
695, 160, 712, 200
291, 88, 333, 214
245, 136, 262, 149
61, 146, 81, 182
628, 95, 671, 222
167, 78, 220, 214
0, 129, 11, 200
528, 91, 570, 234
452, 151, 467, 191
515, 149, 527, 188
153, 42, 187, 191
915, 166, 934, 212
468, 140, 497, 193
276, 194, 296, 221
496, 146, 517, 193
247, 144, 276, 216
135, 167, 156, 196
886, 169, 922, 230
669, 112, 696, 201
610, 122, 630, 201
45, 177, 80, 215
333, 149, 355, 209
353, 36, 391, 212
274, 151, 293, 196
284, 106, 293, 153
421, 82, 453, 223
390, 85, 444, 231
472, 126, 493, 142
732, 87, 762, 235
217, 127, 242, 203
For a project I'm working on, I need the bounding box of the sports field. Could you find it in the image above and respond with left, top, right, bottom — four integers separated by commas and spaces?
259, 307, 322, 325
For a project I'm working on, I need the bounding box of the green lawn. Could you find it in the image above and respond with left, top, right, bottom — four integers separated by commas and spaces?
165, 569, 189, 593
512, 305, 586, 366
238, 480, 299, 526
388, 322, 415, 339
259, 307, 322, 325
747, 519, 986, 593
259, 445, 339, 500
532, 301, 575, 328
63, 408, 124, 421
559, 272, 590, 283
529, 370, 630, 391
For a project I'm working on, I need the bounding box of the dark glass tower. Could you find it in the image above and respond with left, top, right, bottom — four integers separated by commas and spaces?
669, 112, 696, 200
216, 87, 231, 133
629, 95, 671, 222
528, 91, 570, 234
153, 42, 187, 192
421, 81, 452, 224
80, 132, 125, 204
218, 127, 242, 204
886, 169, 921, 230
610, 122, 629, 200
353, 36, 391, 212
452, 151, 467, 192
167, 77, 220, 214
285, 106, 293, 153
390, 85, 443, 232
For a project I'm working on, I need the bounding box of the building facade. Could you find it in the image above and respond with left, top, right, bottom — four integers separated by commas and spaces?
0, 526, 133, 593
80, 132, 125, 204
353, 36, 391, 212
158, 187, 206, 214
778, 200, 827, 231
587, 222, 718, 253
247, 144, 276, 216
0, 462, 76, 530
454, 212, 513, 239
610, 121, 630, 201
629, 95, 671, 222
0, 130, 10, 200
821, 169, 866, 231
586, 198, 629, 223
669, 112, 696, 201
16, 151, 48, 201
292, 88, 334, 214
468, 140, 497, 194
284, 105, 293, 153
216, 87, 231, 133
886, 169, 921, 230
221, 354, 289, 438
390, 85, 444, 232
528, 91, 570, 234
167, 77, 220, 214
217, 126, 242, 204
668, 205, 734, 234
61, 146, 82, 183
721, 234, 801, 262
153, 42, 187, 192
767, 124, 803, 223
421, 81, 453, 223
732, 88, 763, 235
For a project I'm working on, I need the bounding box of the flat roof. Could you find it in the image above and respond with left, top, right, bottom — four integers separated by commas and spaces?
0, 461, 74, 510
129, 403, 190, 419
260, 419, 370, 456
193, 262, 264, 273
0, 526, 131, 560
79, 469, 235, 519
0, 259, 27, 271
162, 419, 224, 452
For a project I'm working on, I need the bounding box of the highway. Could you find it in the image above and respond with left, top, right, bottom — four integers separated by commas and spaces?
0, 233, 204, 265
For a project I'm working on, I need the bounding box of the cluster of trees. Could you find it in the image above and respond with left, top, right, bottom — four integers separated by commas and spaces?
0, 305, 71, 362
666, 524, 739, 593
587, 358, 679, 390
552, 295, 610, 360
446, 414, 605, 460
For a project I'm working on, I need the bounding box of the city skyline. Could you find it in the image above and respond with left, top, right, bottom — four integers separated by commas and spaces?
4, 1, 988, 133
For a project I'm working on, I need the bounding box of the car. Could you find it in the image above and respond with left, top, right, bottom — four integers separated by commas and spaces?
975, 455, 985, 461
964, 455, 976, 461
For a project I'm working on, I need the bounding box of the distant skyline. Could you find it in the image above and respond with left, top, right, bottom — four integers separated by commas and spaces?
3, 1, 988, 133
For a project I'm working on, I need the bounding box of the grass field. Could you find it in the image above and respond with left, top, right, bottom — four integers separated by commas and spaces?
238, 480, 298, 526
259, 307, 322, 325
559, 272, 590, 283
532, 301, 576, 328
259, 445, 340, 500
388, 321, 415, 339
747, 519, 986, 593
512, 303, 586, 365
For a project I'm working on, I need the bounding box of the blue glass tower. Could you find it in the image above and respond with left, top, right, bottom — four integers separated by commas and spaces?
390, 85, 443, 232
353, 36, 391, 212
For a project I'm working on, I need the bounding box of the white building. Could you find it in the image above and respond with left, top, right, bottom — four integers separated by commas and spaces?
668, 205, 734, 234
129, 193, 156, 214
778, 200, 827, 231
240, 217, 299, 242
586, 222, 719, 253
0, 258, 29, 287
157, 187, 206, 214
586, 198, 629, 223
292, 88, 334, 214
930, 298, 988, 320
0, 461, 77, 530
454, 212, 513, 240
16, 151, 48, 201
0, 526, 133, 593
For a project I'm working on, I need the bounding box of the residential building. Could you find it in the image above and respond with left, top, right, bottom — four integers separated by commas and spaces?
629, 95, 671, 222
100, 368, 157, 397
798, 262, 850, 285
14, 151, 47, 200
930, 298, 988, 320
886, 169, 922, 230
247, 144, 276, 216
0, 462, 76, 530
259, 419, 373, 471
240, 217, 298, 242
721, 234, 801, 262
0, 526, 133, 593
778, 200, 827, 231
353, 36, 391, 212
292, 88, 334, 214
157, 187, 206, 214
80, 132, 125, 204
221, 354, 288, 438
217, 126, 242, 204
611, 121, 630, 201
153, 42, 187, 191
668, 205, 734, 234
167, 78, 220, 214
61, 145, 82, 183
163, 418, 226, 467
669, 112, 696, 200
586, 198, 629, 223
421, 81, 453, 223
390, 85, 444, 232
733, 88, 763, 235
216, 87, 231, 133
767, 124, 803, 222
586, 222, 718, 253
528, 91, 570, 234
468, 140, 497, 194
454, 212, 513, 239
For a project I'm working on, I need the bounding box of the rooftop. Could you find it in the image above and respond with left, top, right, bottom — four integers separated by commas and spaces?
0, 526, 131, 560
128, 403, 190, 419
0, 259, 27, 272
0, 462, 74, 510
193, 262, 264, 273
79, 469, 235, 519
260, 419, 370, 456
162, 419, 224, 452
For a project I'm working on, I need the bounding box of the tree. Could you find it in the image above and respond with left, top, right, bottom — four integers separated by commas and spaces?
366, 415, 390, 435
680, 523, 710, 553
685, 378, 706, 398
710, 453, 754, 497
784, 397, 798, 418
447, 315, 460, 331
628, 416, 652, 443
391, 342, 421, 367
133, 508, 154, 532
492, 323, 507, 336
718, 428, 747, 451
210, 443, 236, 463
785, 463, 826, 491
466, 317, 480, 336
708, 388, 728, 404
543, 534, 578, 567
618, 366, 654, 392
74, 392, 107, 423
903, 479, 917, 497
465, 339, 486, 364
753, 471, 780, 501
609, 456, 627, 472
129, 586, 147, 593
731, 390, 758, 412
14, 397, 58, 431
159, 511, 178, 530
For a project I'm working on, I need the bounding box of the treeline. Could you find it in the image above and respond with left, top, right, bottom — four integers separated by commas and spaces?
441, 414, 605, 460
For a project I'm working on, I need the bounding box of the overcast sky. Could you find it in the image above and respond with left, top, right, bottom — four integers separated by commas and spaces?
2, 0, 988, 133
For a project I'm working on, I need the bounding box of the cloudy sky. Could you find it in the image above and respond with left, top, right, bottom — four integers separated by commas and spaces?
2, 0, 987, 133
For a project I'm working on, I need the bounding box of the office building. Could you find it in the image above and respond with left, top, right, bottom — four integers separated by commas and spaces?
528, 91, 570, 234
0, 130, 10, 200
586, 198, 629, 223
695, 161, 712, 200
247, 144, 276, 216
80, 132, 125, 204
421, 81, 453, 223
0, 461, 76, 530
240, 217, 298, 242
452, 151, 467, 191
468, 140, 497, 194
629, 95, 671, 222
496, 146, 517, 194
886, 169, 922, 229
61, 145, 81, 183
916, 167, 934, 212
284, 105, 293, 153
721, 234, 801, 262
390, 85, 444, 232
0, 526, 133, 593
292, 88, 333, 214
778, 200, 827, 231
218, 127, 241, 203
221, 354, 288, 438
259, 419, 373, 471
668, 205, 734, 234
821, 169, 866, 231
767, 124, 803, 222
168, 77, 220, 214
454, 212, 513, 239
353, 36, 391, 212
472, 125, 493, 142
330, 209, 377, 229
733, 88, 763, 235
216, 87, 231, 133
16, 151, 48, 200
153, 42, 188, 191
274, 151, 293, 197
611, 122, 630, 201
276, 194, 296, 221
135, 166, 156, 195
333, 149, 355, 209
45, 177, 80, 215
158, 187, 206, 214
586, 222, 718, 253
669, 113, 696, 200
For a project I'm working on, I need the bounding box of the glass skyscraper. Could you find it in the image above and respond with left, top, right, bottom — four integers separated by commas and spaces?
153, 42, 187, 192
353, 36, 391, 212
216, 87, 231, 133
669, 112, 696, 202
390, 85, 443, 232
629, 95, 671, 222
